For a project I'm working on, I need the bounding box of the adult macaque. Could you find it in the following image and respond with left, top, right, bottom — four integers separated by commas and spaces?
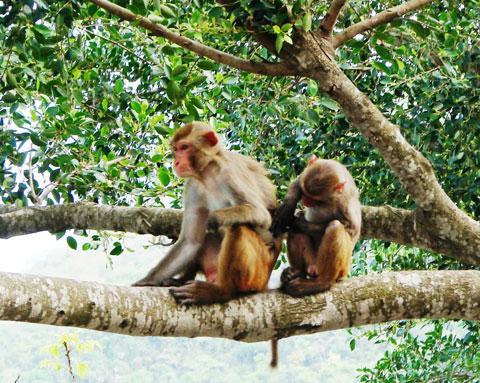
272, 156, 361, 296
133, 122, 281, 305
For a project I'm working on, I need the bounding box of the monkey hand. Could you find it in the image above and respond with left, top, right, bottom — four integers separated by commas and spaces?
207, 213, 220, 232
271, 203, 296, 236
280, 266, 303, 287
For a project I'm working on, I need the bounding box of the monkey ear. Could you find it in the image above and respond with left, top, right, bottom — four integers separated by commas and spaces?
334, 181, 346, 192
203, 131, 218, 146
308, 154, 318, 165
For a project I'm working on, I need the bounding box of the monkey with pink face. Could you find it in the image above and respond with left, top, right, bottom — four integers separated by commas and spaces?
134, 122, 282, 305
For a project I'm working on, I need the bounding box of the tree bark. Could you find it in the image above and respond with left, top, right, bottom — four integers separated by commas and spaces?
2, 203, 475, 265
1, 270, 478, 341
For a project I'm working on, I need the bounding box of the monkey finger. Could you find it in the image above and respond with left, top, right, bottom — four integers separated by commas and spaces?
283, 278, 306, 297
169, 287, 193, 299
132, 279, 156, 287
280, 267, 302, 285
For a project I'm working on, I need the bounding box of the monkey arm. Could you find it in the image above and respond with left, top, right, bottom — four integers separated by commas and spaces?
271, 179, 302, 235
133, 185, 209, 286
208, 204, 272, 230
290, 212, 330, 238
341, 203, 362, 241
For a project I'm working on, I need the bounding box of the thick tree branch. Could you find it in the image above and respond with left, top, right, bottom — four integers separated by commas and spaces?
320, 0, 347, 35
88, 0, 297, 76
1, 203, 478, 265
1, 270, 478, 341
333, 0, 435, 47
0, 203, 182, 239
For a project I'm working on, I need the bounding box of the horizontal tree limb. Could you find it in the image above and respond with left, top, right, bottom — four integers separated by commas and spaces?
0, 270, 478, 341
1, 203, 479, 265
89, 0, 297, 76
333, 0, 435, 47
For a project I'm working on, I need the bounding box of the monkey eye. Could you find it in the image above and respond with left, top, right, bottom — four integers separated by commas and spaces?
180, 144, 189, 150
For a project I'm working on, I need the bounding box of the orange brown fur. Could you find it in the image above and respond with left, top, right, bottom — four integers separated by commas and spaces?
134, 122, 281, 305
273, 157, 361, 296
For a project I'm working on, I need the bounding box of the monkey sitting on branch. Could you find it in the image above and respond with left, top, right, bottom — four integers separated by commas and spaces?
133, 122, 282, 305
272, 156, 361, 296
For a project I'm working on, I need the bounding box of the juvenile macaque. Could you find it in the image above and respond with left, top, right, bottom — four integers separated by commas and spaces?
272, 156, 361, 296
133, 122, 282, 305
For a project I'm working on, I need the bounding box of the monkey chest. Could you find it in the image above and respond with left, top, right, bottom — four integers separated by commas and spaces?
203, 183, 235, 212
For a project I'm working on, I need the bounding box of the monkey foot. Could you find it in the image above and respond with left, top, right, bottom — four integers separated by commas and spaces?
131, 278, 157, 287
283, 277, 330, 297
132, 277, 187, 287
280, 267, 303, 286
169, 280, 228, 305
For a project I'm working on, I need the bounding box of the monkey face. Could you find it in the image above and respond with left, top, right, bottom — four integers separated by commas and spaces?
172, 140, 195, 177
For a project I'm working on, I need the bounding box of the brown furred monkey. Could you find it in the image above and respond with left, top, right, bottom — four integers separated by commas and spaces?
272, 155, 361, 296
133, 122, 282, 305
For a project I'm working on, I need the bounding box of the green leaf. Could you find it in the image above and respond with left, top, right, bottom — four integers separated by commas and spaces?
130, 101, 142, 113
114, 78, 124, 94
2, 92, 18, 103
273, 25, 281, 34
159, 4, 176, 18
110, 245, 123, 256
319, 98, 339, 111
408, 20, 429, 39
350, 339, 356, 351
151, 154, 164, 162
307, 80, 318, 96
275, 34, 284, 53
372, 61, 390, 73
166, 80, 182, 102
6, 71, 17, 88
158, 167, 170, 186
375, 45, 392, 61
171, 65, 188, 77
197, 60, 218, 71
306, 109, 320, 123
302, 12, 312, 32
67, 236, 77, 250
148, 14, 163, 23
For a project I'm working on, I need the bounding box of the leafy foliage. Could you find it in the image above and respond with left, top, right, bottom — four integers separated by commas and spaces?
357, 321, 480, 383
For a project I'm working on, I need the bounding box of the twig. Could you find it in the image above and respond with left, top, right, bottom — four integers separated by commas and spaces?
28, 144, 39, 205
63, 341, 76, 383
81, 28, 149, 64
333, 0, 435, 47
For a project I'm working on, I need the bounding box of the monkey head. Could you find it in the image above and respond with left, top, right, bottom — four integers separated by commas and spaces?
300, 155, 347, 206
171, 122, 221, 178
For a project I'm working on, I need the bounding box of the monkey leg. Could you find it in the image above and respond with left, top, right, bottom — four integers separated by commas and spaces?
284, 220, 353, 297
281, 232, 315, 287
170, 225, 274, 305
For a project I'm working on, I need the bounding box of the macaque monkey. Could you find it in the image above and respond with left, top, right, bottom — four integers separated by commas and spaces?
133, 122, 282, 305
272, 155, 361, 296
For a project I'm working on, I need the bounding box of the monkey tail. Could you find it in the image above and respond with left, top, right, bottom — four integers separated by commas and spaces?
270, 338, 278, 368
